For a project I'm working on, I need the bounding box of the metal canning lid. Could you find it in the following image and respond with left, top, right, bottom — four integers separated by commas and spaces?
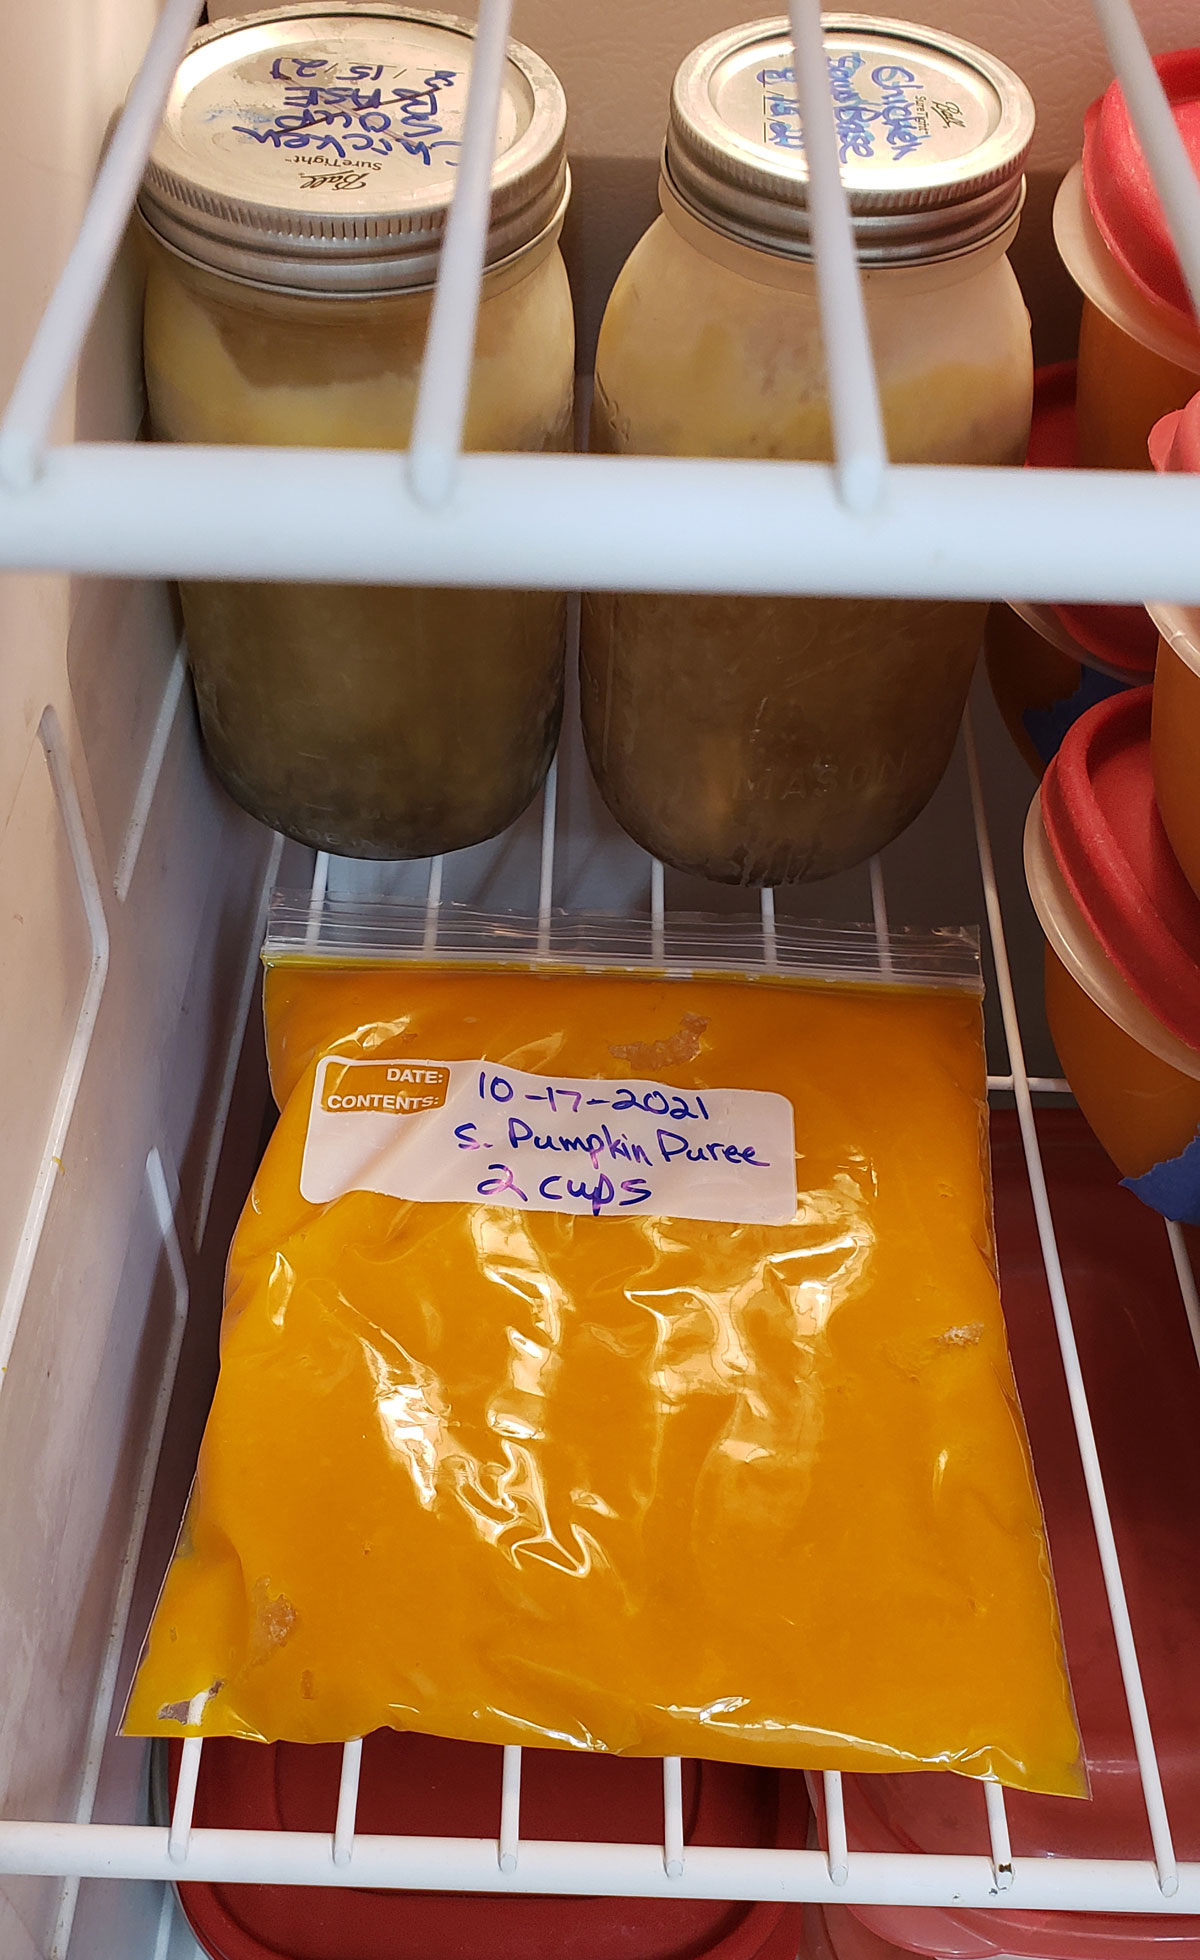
139, 4, 569, 295
666, 13, 1035, 265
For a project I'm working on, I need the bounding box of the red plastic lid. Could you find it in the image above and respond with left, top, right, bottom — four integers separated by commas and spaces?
1025, 362, 1078, 468
1040, 685, 1200, 1050
1149, 387, 1200, 471
1024, 365, 1158, 676
820, 1111, 1200, 1959
166, 1732, 809, 1960
1082, 47, 1200, 323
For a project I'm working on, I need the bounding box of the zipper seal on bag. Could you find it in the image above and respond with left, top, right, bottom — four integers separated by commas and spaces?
263, 892, 983, 994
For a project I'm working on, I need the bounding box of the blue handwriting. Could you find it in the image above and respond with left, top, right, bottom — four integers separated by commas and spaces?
235, 69, 460, 167
756, 55, 932, 163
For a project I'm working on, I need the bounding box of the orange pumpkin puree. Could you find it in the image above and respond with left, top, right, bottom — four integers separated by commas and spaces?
125, 958, 1082, 1796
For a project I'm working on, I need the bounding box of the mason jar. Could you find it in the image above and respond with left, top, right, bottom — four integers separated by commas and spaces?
583, 15, 1036, 887
139, 4, 574, 859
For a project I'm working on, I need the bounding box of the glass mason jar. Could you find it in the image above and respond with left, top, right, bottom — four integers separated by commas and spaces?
139, 5, 574, 858
583, 16, 1036, 887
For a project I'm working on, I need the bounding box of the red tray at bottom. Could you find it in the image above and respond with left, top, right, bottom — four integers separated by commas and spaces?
164, 1731, 810, 1960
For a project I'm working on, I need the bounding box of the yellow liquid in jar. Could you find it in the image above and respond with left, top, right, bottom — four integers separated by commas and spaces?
583, 213, 1032, 886
145, 241, 575, 857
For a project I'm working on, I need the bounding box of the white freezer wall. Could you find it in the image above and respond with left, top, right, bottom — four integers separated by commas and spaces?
208, 0, 1200, 357
0, 5, 282, 1958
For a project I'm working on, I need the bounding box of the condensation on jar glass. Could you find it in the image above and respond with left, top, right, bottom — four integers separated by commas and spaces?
139, 4, 574, 859
583, 14, 1036, 887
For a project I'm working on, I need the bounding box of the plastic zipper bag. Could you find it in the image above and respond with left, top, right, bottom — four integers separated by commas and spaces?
124, 899, 1084, 1796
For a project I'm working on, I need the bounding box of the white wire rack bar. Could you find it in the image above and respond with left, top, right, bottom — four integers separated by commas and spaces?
0, 1824, 1194, 1908
0, 0, 203, 489
406, 0, 515, 506
785, 0, 887, 513
332, 1740, 363, 1869
1091, 0, 1200, 314
822, 1773, 849, 1888
6, 449, 1200, 600
983, 1782, 1014, 1893
23, 710, 1200, 1913
988, 1073, 1073, 1094
498, 1746, 522, 1874
168, 1725, 203, 1864
662, 1759, 685, 1879
964, 709, 1180, 1899
1, 0, 1200, 593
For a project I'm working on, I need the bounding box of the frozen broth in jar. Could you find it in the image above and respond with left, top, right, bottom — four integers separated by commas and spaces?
583, 15, 1036, 886
139, 5, 574, 858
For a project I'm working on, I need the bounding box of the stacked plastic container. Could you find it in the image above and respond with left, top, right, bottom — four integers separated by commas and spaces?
988, 52, 1200, 777
806, 1112, 1200, 1956
984, 364, 1150, 773
1147, 393, 1200, 896
997, 57, 1200, 1227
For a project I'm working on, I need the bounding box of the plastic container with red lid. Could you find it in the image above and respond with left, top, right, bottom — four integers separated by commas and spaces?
157, 1732, 810, 1960
1024, 686, 1200, 1214
984, 366, 1145, 772
808, 1109, 1200, 1959
1021, 364, 1159, 676
985, 601, 1128, 775
1053, 50, 1200, 472
1147, 392, 1200, 898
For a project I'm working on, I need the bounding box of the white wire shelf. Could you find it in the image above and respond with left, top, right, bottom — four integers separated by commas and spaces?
4, 0, 1200, 599
8, 445, 1200, 603
2, 0, 1200, 1926
11, 702, 1200, 1917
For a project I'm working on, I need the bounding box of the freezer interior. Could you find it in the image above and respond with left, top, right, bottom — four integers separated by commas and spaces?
3, 0, 1200, 1955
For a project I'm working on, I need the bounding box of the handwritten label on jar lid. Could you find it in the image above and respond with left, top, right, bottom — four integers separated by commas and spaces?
666, 15, 1034, 264
715, 32, 996, 177
159, 15, 507, 209
140, 7, 568, 292
758, 51, 987, 169
301, 1058, 799, 1225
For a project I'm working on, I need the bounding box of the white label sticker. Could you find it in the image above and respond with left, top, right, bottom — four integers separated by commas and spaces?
301, 1059, 798, 1226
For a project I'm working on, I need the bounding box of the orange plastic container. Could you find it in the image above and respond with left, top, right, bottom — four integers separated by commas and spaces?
1024, 689, 1200, 1210
1053, 51, 1200, 472
1147, 394, 1200, 898
811, 1105, 1200, 1960
985, 603, 1129, 775
1017, 364, 1157, 676
984, 367, 1144, 772
1150, 605, 1200, 899
985, 603, 1088, 773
